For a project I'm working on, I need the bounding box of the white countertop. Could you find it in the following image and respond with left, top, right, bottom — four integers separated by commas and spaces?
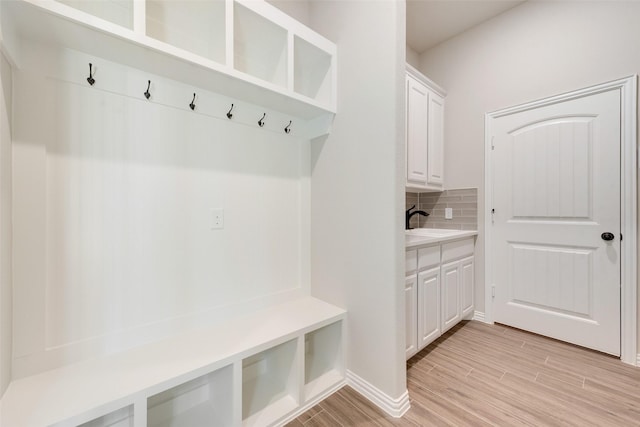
405, 228, 478, 249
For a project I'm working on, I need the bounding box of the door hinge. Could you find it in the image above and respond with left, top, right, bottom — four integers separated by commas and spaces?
621, 233, 623, 241
491, 136, 495, 150
491, 208, 495, 223
491, 285, 496, 298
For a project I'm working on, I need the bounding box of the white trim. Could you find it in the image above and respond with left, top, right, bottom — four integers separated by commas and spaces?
472, 311, 486, 323
346, 370, 410, 418
484, 76, 638, 365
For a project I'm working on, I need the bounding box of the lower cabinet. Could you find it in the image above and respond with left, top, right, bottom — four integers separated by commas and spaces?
406, 237, 475, 360
417, 267, 440, 349
460, 256, 475, 319
441, 260, 461, 333
405, 274, 418, 359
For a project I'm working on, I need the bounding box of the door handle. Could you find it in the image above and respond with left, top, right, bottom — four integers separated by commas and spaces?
601, 232, 615, 241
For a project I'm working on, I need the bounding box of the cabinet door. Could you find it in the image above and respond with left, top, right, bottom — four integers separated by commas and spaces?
406, 75, 429, 187
460, 256, 475, 319
441, 260, 460, 333
405, 274, 418, 360
417, 266, 440, 350
427, 91, 444, 187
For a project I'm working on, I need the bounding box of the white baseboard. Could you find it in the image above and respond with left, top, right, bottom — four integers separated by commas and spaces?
346, 370, 410, 418
472, 311, 486, 323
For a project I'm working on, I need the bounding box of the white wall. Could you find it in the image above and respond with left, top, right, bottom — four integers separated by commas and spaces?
11, 41, 310, 378
406, 45, 419, 69
309, 0, 407, 406
418, 1, 640, 336
0, 51, 12, 397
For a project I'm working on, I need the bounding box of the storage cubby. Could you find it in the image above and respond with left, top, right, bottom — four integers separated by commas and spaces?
294, 36, 333, 106
147, 365, 233, 427
146, 0, 226, 64
304, 321, 343, 399
78, 405, 134, 427
234, 2, 288, 88
242, 339, 298, 426
56, 0, 133, 29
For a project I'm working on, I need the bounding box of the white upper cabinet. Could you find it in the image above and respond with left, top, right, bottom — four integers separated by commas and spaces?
406, 64, 445, 192
0, 0, 337, 136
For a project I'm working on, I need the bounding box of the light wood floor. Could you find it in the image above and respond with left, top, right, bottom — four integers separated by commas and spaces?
286, 320, 640, 426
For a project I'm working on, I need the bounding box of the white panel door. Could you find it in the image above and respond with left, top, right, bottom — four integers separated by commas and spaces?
441, 261, 460, 333
417, 266, 440, 350
491, 89, 621, 355
405, 274, 418, 359
427, 91, 444, 187
406, 75, 428, 187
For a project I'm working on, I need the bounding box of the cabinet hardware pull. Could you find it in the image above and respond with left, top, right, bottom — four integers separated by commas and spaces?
284, 120, 292, 134
189, 93, 196, 111
258, 113, 266, 127
227, 104, 234, 119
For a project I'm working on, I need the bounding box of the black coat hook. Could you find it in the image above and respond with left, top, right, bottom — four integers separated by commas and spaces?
189, 93, 196, 111
87, 63, 95, 86
144, 80, 151, 99
284, 120, 292, 134
227, 104, 234, 119
258, 113, 266, 127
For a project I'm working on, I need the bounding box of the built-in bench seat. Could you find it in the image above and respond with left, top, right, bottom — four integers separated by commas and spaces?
1, 297, 346, 427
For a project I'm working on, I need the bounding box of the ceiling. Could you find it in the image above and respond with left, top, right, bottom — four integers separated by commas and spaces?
406, 0, 526, 53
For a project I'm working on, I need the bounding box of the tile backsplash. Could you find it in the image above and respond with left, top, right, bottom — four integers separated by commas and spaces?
406, 188, 477, 230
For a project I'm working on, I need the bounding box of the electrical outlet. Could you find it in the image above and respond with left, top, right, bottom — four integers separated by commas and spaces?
445, 208, 453, 220
211, 208, 224, 229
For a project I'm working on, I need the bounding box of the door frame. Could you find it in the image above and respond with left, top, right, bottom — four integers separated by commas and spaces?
484, 76, 638, 365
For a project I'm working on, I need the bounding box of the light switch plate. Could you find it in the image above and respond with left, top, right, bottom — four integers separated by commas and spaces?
211, 208, 224, 229
445, 208, 453, 220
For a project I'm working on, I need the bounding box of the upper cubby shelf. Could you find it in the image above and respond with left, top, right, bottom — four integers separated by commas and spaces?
0, 0, 336, 130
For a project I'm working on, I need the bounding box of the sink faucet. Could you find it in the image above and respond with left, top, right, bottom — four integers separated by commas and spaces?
406, 205, 429, 230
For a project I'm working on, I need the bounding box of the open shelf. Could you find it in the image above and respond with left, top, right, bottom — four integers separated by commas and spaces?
304, 321, 343, 400
234, 2, 288, 88
78, 405, 134, 427
146, 0, 226, 64
242, 339, 298, 427
55, 0, 133, 29
147, 365, 233, 427
294, 36, 333, 106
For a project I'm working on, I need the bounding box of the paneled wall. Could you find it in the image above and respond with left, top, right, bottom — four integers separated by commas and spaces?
11, 41, 310, 379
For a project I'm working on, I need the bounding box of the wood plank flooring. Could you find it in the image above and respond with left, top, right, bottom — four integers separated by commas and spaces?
286, 320, 640, 426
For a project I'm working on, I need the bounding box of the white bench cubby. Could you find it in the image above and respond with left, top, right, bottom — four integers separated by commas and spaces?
0, 297, 346, 427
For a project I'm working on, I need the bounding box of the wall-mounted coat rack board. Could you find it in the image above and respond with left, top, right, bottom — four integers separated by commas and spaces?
0, 0, 337, 139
